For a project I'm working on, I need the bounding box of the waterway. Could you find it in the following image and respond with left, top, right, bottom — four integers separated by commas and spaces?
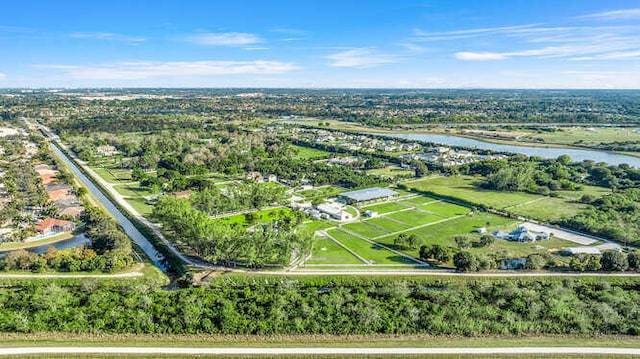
50, 142, 168, 272
0, 233, 91, 257
382, 133, 640, 167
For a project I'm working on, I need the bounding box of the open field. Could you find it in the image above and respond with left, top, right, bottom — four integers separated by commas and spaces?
367, 166, 414, 178
361, 201, 407, 214
296, 185, 344, 199
125, 198, 154, 217
366, 217, 412, 233
385, 210, 443, 226
113, 183, 155, 197
292, 145, 332, 159
327, 229, 414, 264
508, 197, 589, 221
404, 176, 609, 222
343, 221, 390, 238
215, 207, 293, 226
523, 126, 640, 145
89, 166, 133, 183
405, 176, 540, 209
307, 236, 363, 265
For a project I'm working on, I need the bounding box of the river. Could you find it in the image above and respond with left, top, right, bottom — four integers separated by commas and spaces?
50, 142, 168, 272
382, 133, 640, 167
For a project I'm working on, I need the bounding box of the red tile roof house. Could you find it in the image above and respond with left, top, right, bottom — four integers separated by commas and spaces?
34, 218, 76, 236
57, 206, 85, 219
39, 172, 58, 185
47, 188, 76, 201
173, 190, 193, 199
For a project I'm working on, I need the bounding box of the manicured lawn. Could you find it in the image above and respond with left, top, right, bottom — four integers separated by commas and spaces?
367, 166, 414, 178
298, 220, 334, 235
406, 175, 542, 209
386, 210, 443, 226
216, 207, 293, 226
509, 197, 589, 221
400, 196, 440, 208
419, 201, 470, 217
90, 167, 120, 183
342, 222, 390, 238
113, 183, 154, 197
292, 145, 332, 159
296, 185, 344, 199
366, 217, 412, 233
328, 229, 415, 264
125, 198, 154, 216
361, 201, 406, 214
307, 236, 363, 264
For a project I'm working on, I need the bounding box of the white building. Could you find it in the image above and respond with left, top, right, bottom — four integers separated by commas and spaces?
316, 202, 353, 222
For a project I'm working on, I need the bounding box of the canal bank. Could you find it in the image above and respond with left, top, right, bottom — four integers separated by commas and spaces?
48, 142, 170, 273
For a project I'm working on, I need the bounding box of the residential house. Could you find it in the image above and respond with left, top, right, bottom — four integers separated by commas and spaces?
246, 171, 264, 183
96, 145, 118, 157
57, 206, 85, 219
173, 190, 193, 199
493, 225, 550, 243
34, 218, 76, 236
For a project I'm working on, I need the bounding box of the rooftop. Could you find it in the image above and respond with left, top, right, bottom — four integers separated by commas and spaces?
340, 187, 399, 202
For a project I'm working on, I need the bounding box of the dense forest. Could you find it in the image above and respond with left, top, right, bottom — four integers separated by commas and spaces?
0, 277, 639, 335
3, 89, 640, 125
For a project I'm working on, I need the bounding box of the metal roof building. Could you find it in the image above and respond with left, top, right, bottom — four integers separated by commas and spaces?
339, 187, 399, 203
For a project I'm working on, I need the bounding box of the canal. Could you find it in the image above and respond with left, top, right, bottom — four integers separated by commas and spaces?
50, 142, 168, 272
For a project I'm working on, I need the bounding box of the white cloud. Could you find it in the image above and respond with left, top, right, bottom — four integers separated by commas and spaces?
577, 8, 640, 21
0, 73, 5, 79
455, 52, 506, 60
36, 60, 298, 80
326, 49, 398, 68
269, 28, 307, 36
186, 32, 261, 46
70, 32, 146, 43
412, 24, 540, 41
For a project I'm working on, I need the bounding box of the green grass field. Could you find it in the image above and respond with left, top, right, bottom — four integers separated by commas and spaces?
366, 217, 412, 233
113, 183, 155, 197
386, 210, 443, 226
327, 229, 414, 264
361, 202, 406, 214
125, 198, 154, 216
292, 145, 332, 159
342, 221, 390, 238
406, 176, 540, 209
524, 126, 640, 145
215, 207, 294, 226
296, 185, 344, 199
307, 236, 363, 264
509, 197, 589, 221
367, 166, 414, 178
418, 201, 470, 217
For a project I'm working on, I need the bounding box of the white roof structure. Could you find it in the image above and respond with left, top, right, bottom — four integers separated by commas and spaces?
566, 247, 603, 255
340, 187, 398, 202
317, 203, 344, 217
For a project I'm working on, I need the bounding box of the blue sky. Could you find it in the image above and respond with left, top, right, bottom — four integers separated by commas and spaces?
1, 0, 640, 88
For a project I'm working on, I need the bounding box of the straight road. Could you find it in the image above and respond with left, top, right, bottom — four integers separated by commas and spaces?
0, 347, 639, 356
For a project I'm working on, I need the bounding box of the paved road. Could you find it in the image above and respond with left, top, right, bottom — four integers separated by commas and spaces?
0, 347, 638, 356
